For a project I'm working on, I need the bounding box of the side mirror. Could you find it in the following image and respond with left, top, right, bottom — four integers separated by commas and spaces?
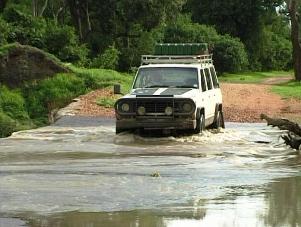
114, 84, 122, 95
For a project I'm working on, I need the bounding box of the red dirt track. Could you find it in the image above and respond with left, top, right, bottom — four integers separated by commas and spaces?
71, 83, 301, 123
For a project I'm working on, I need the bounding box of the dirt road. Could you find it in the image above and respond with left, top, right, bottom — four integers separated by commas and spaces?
67, 80, 301, 123
221, 83, 301, 122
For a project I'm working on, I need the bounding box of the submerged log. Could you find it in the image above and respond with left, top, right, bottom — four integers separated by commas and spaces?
260, 114, 301, 136
260, 114, 301, 150
282, 133, 301, 150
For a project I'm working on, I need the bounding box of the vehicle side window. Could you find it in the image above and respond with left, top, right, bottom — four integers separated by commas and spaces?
204, 68, 213, 90
200, 69, 207, 92
210, 67, 219, 88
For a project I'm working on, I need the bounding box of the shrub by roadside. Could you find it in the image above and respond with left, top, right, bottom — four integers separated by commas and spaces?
0, 112, 15, 137
0, 67, 133, 137
0, 86, 34, 136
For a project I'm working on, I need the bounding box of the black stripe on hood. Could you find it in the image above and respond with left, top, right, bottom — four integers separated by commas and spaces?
131, 88, 192, 96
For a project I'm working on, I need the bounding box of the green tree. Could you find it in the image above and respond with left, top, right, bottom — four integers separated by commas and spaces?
213, 35, 249, 73
85, 0, 185, 70
185, 0, 284, 70
163, 15, 220, 45
91, 45, 120, 70
286, 0, 301, 81
186, 0, 283, 41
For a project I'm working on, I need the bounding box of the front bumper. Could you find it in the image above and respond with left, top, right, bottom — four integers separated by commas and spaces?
116, 117, 196, 130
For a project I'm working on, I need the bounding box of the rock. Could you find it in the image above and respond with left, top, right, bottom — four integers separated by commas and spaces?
0, 43, 69, 88
150, 172, 161, 178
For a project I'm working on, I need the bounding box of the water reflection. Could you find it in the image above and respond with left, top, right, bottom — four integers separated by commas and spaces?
23, 176, 301, 227
264, 176, 301, 227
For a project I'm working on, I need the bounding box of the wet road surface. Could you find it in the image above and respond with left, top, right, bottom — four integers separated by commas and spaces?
0, 116, 300, 227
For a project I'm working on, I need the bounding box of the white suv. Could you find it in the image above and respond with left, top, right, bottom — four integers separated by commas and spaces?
114, 53, 224, 134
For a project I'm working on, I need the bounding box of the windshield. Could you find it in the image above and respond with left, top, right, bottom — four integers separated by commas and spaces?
133, 67, 199, 89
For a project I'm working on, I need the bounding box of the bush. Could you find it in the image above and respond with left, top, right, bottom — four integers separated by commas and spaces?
213, 35, 249, 74
163, 15, 220, 45
44, 22, 89, 66
259, 30, 292, 71
0, 86, 29, 137
71, 66, 133, 92
23, 73, 86, 118
163, 15, 248, 73
4, 7, 47, 49
3, 7, 89, 65
91, 45, 120, 69
0, 86, 29, 120
0, 17, 9, 45
117, 25, 158, 70
0, 111, 16, 137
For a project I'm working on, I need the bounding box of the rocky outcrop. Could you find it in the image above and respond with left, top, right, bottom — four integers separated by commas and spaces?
0, 43, 69, 87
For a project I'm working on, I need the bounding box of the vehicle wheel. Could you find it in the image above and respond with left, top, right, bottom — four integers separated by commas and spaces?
213, 110, 225, 129
194, 113, 205, 134
116, 127, 126, 134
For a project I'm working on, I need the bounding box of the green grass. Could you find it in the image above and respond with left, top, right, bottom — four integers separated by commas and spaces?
96, 97, 117, 108
0, 64, 134, 138
271, 80, 301, 100
68, 65, 134, 93
0, 44, 134, 137
219, 71, 292, 84
0, 43, 17, 56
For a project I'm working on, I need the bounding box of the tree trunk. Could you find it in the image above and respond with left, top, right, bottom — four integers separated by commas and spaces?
0, 0, 8, 12
287, 0, 301, 81
67, 0, 83, 40
39, 0, 49, 16
32, 0, 37, 17
85, 0, 91, 32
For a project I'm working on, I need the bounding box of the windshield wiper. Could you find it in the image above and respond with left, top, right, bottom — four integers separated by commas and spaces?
175, 85, 197, 88
144, 85, 170, 88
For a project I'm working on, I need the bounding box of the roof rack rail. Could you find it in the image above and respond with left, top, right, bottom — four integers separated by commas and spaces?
141, 54, 213, 65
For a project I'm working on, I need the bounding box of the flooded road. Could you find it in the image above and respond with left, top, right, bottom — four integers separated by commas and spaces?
0, 116, 300, 227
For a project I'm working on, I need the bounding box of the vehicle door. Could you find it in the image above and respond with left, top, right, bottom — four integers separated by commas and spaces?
209, 66, 222, 105
203, 68, 215, 119
199, 69, 212, 119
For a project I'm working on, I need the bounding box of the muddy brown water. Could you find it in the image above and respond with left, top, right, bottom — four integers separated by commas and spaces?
0, 117, 301, 227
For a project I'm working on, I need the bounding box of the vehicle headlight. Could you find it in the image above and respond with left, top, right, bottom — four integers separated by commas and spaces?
183, 103, 192, 112
137, 106, 146, 115
165, 106, 173, 116
121, 103, 130, 112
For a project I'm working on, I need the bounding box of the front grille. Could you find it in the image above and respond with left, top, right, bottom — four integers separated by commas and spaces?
116, 98, 195, 116
136, 99, 174, 114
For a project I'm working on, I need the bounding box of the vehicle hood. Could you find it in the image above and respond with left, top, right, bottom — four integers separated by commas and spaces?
122, 88, 199, 99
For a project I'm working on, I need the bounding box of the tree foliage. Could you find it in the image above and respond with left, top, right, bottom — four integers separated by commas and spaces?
213, 35, 249, 73
92, 45, 120, 70
185, 0, 289, 71
0, 0, 294, 74
2, 6, 88, 65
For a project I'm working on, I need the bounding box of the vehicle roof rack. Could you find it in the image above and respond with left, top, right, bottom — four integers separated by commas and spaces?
155, 43, 209, 55
141, 54, 213, 65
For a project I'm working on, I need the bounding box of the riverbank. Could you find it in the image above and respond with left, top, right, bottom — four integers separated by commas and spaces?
59, 81, 301, 123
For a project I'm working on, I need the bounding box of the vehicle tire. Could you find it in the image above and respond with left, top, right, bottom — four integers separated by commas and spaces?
194, 113, 205, 134
116, 127, 126, 134
213, 110, 225, 129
